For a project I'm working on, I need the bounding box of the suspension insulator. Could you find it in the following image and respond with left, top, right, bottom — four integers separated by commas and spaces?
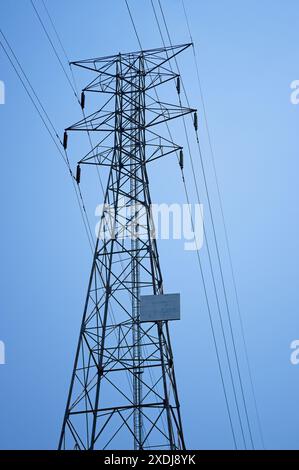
193, 111, 198, 132
179, 149, 184, 170
76, 164, 81, 184
176, 76, 181, 95
80, 91, 85, 110
63, 131, 68, 150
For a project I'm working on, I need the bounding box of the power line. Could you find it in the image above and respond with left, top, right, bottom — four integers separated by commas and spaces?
125, 0, 241, 449
29, 0, 109, 250
41, 0, 71, 66
37, 0, 133, 285
34, 1, 137, 400
0, 29, 63, 147
125, 0, 142, 50
0, 30, 65, 162
42, 24, 136, 428
149, 0, 248, 448
157, 0, 257, 449
181, 0, 265, 450
30, 0, 80, 104
0, 30, 95, 252
40, 0, 82, 99
34, 0, 105, 197
152, 0, 247, 447
180, 0, 193, 43
149, 0, 250, 448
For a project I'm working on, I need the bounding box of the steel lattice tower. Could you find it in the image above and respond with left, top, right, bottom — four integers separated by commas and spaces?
59, 43, 196, 450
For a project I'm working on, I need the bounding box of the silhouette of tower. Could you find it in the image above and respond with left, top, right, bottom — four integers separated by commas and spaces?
59, 43, 195, 450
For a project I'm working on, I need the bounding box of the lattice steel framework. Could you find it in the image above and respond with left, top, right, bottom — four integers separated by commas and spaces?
59, 43, 196, 450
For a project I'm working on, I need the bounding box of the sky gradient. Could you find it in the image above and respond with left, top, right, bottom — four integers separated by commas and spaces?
0, 0, 298, 449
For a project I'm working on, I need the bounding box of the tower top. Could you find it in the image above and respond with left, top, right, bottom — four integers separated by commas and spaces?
70, 43, 192, 74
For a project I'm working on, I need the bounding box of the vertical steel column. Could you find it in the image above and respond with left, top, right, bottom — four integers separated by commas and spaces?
132, 54, 145, 450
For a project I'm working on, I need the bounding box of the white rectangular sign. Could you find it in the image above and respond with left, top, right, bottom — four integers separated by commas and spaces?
140, 293, 180, 322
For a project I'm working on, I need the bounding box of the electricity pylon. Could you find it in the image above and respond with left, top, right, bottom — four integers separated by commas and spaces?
59, 43, 196, 450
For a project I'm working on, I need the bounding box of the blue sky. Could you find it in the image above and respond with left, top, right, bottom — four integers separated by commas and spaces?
0, 0, 298, 449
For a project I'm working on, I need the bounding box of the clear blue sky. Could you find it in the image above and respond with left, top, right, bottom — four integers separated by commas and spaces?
0, 0, 298, 450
